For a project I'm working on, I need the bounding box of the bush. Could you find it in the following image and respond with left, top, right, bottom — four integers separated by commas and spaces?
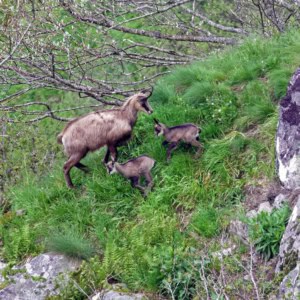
160, 247, 207, 300
247, 205, 291, 260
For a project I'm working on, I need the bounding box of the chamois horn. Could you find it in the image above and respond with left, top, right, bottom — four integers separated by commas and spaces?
153, 118, 160, 124
141, 86, 153, 97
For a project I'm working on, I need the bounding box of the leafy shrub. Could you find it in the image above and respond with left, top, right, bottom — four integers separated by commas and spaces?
160, 247, 207, 300
247, 205, 291, 260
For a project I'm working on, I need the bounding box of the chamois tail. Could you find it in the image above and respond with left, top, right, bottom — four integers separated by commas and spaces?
57, 132, 63, 144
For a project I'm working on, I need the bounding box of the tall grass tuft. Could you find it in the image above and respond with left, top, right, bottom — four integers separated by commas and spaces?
47, 231, 95, 260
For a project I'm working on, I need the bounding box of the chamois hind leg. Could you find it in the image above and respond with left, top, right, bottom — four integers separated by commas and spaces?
166, 142, 178, 162
130, 176, 146, 194
63, 152, 85, 188
190, 140, 202, 158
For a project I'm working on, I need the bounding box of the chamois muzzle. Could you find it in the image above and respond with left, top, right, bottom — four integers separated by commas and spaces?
143, 99, 153, 114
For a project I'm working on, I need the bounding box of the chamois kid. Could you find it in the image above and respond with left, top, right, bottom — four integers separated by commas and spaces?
106, 155, 155, 195
154, 119, 202, 161
57, 90, 153, 188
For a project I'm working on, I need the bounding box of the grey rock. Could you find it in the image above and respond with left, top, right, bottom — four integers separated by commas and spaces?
246, 209, 257, 218
228, 220, 249, 244
276, 197, 300, 273
0, 253, 81, 300
92, 290, 145, 300
212, 245, 236, 260
0, 262, 7, 284
258, 201, 273, 214
276, 67, 300, 189
277, 263, 300, 299
15, 209, 26, 216
273, 193, 288, 209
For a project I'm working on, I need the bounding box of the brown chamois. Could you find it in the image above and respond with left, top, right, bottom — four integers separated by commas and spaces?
106, 155, 156, 195
154, 119, 202, 161
57, 90, 153, 188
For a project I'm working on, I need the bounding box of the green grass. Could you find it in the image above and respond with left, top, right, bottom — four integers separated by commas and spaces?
2, 29, 300, 298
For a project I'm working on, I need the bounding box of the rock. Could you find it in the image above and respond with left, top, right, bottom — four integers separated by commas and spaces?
276, 197, 300, 273
246, 209, 257, 218
276, 67, 300, 190
92, 290, 145, 300
212, 245, 236, 259
258, 201, 273, 213
15, 209, 26, 216
0, 253, 81, 300
273, 193, 288, 209
0, 262, 7, 284
228, 220, 249, 244
277, 263, 300, 299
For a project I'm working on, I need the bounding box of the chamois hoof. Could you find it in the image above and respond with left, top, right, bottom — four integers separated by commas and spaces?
142, 190, 149, 197
194, 151, 203, 159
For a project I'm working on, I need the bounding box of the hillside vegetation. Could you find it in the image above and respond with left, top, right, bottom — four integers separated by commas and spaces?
1, 30, 300, 298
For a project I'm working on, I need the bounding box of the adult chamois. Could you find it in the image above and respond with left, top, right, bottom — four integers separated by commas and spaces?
154, 119, 202, 161
57, 90, 153, 188
106, 155, 156, 196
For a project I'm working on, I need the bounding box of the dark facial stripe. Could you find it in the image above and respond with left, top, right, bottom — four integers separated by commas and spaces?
142, 102, 150, 112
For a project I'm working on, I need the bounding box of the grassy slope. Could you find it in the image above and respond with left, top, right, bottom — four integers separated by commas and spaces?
1, 30, 300, 297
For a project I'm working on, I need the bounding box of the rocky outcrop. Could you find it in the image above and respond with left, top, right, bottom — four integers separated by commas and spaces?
0, 253, 81, 300
92, 290, 145, 300
274, 197, 300, 299
276, 68, 300, 189
0, 262, 7, 285
277, 263, 300, 300
228, 219, 249, 244
276, 197, 300, 273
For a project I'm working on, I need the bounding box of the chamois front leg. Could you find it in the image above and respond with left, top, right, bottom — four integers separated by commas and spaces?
166, 142, 178, 162
75, 162, 90, 173
103, 147, 111, 164
109, 145, 118, 162
162, 140, 169, 148
191, 140, 202, 158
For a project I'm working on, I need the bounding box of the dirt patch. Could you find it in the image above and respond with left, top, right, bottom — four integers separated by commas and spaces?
244, 178, 283, 211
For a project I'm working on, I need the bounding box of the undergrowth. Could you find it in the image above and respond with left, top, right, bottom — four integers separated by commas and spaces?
247, 205, 291, 260
1, 29, 300, 298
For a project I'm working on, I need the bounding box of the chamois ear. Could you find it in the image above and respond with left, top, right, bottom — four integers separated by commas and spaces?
153, 118, 160, 125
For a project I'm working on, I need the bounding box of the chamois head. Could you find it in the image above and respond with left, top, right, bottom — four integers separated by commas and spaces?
131, 89, 153, 115
153, 118, 166, 136
106, 161, 117, 174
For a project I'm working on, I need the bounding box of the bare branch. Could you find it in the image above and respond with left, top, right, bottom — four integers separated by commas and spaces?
0, 23, 32, 67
